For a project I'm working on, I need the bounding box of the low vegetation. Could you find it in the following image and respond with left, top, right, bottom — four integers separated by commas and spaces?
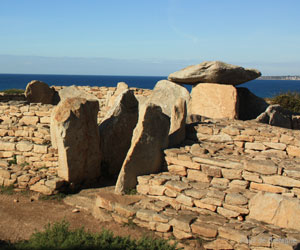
0, 185, 15, 195
269, 91, 300, 113
0, 220, 180, 250
0, 89, 24, 94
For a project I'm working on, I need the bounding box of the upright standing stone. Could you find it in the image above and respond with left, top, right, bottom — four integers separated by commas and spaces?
99, 89, 139, 176
107, 82, 129, 108
115, 103, 170, 194
189, 83, 239, 119
169, 98, 187, 147
148, 80, 190, 146
51, 97, 101, 185
25, 80, 55, 104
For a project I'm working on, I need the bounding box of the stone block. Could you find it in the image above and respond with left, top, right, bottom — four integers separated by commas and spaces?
156, 223, 171, 232
218, 226, 249, 244
222, 168, 242, 179
167, 165, 187, 176
172, 229, 192, 240
262, 175, 300, 188
176, 194, 194, 207
203, 239, 233, 250
148, 185, 166, 196
187, 169, 211, 182
245, 142, 266, 150
225, 193, 248, 205
184, 188, 207, 199
250, 182, 287, 193
33, 144, 48, 154
244, 160, 277, 175
201, 164, 222, 177
136, 209, 157, 222
242, 170, 262, 183
287, 145, 300, 157
249, 192, 300, 231
217, 206, 240, 218
165, 156, 200, 169
165, 180, 190, 192
0, 142, 15, 151
191, 222, 218, 238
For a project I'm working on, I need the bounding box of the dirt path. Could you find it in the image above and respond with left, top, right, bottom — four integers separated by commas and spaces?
0, 192, 155, 243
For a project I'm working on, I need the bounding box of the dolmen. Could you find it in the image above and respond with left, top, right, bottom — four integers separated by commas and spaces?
168, 61, 266, 120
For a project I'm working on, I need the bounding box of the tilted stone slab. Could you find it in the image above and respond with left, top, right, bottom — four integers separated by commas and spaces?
99, 89, 138, 176
243, 160, 278, 175
25, 80, 55, 104
115, 103, 170, 193
192, 156, 242, 169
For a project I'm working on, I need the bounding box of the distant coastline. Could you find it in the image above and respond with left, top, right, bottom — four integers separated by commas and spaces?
259, 76, 300, 80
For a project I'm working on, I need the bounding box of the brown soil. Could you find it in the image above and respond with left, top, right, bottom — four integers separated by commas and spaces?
0, 192, 155, 243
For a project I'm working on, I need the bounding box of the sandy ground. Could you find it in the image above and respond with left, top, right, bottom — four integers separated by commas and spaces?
0, 192, 155, 243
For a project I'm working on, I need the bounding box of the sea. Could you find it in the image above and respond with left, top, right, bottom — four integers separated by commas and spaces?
1, 73, 300, 98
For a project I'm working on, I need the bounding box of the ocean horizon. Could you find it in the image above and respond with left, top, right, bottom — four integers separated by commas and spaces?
1, 73, 300, 98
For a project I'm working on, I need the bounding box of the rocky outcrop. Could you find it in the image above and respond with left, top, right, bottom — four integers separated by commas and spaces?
148, 80, 190, 146
237, 87, 269, 120
115, 103, 170, 194
256, 104, 292, 129
188, 83, 239, 119
51, 97, 101, 185
168, 61, 261, 85
249, 192, 300, 231
25, 80, 55, 104
99, 89, 139, 177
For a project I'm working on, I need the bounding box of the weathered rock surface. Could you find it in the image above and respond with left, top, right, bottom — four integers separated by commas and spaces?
25, 80, 55, 104
148, 80, 190, 146
168, 61, 261, 85
149, 80, 190, 117
51, 97, 101, 185
169, 98, 187, 147
99, 89, 139, 176
256, 104, 292, 129
107, 82, 129, 108
237, 87, 269, 120
115, 103, 170, 193
189, 83, 239, 119
248, 192, 300, 231
58, 85, 99, 103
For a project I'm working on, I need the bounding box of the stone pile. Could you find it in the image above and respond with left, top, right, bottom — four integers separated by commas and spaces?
0, 101, 62, 194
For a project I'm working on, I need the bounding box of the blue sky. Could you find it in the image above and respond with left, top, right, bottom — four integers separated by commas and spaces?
0, 0, 299, 75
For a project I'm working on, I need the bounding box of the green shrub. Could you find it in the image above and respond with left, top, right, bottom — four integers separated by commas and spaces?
0, 89, 24, 94
269, 91, 300, 113
0, 185, 15, 195
4, 220, 180, 250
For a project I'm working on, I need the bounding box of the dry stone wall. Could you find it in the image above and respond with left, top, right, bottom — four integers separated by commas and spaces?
130, 119, 300, 249
0, 85, 152, 193
52, 86, 152, 123
0, 101, 61, 194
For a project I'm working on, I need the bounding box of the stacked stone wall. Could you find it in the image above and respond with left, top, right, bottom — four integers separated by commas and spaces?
132, 119, 300, 249
0, 101, 61, 194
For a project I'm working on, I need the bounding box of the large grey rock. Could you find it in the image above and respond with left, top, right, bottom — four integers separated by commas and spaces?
256, 104, 292, 129
249, 192, 300, 231
25, 80, 55, 104
58, 85, 99, 103
148, 80, 190, 146
168, 61, 261, 85
188, 83, 239, 119
115, 103, 170, 194
237, 87, 269, 120
51, 97, 101, 185
99, 89, 139, 177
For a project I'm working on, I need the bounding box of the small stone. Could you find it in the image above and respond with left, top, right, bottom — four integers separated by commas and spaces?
72, 208, 80, 213
203, 239, 233, 250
